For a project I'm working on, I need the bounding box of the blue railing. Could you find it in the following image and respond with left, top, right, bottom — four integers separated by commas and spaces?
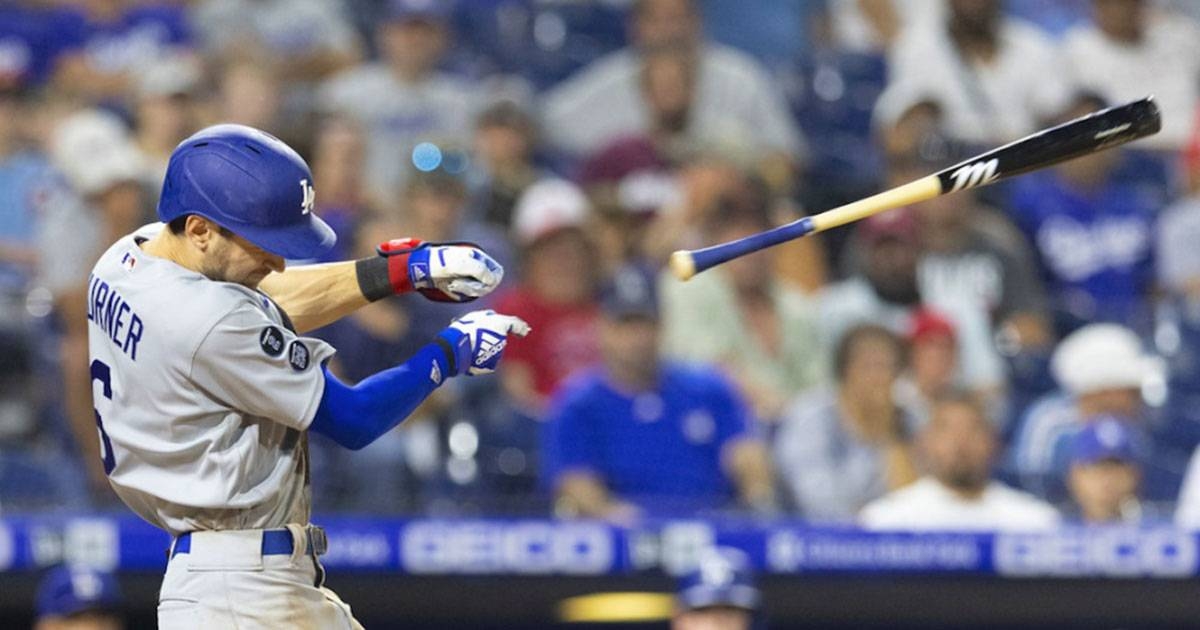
0, 514, 1193, 579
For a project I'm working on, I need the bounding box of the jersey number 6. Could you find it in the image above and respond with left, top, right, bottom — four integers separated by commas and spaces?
90, 359, 117, 475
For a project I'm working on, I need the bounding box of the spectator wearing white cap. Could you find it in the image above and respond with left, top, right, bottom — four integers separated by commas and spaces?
1009, 323, 1163, 499
860, 390, 1059, 531
494, 179, 602, 413
42, 108, 150, 498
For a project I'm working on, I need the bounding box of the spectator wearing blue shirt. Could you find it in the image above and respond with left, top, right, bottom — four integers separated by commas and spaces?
1006, 93, 1159, 335
543, 264, 775, 521
50, 1, 194, 106
0, 3, 74, 89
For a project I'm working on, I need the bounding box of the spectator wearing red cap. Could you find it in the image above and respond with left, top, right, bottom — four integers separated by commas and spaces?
494, 179, 602, 413
578, 135, 680, 276
895, 308, 961, 428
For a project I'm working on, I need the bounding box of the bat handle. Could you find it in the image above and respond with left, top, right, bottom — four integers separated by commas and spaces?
669, 217, 816, 281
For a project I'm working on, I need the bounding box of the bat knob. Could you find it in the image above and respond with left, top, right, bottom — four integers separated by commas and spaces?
669, 250, 696, 281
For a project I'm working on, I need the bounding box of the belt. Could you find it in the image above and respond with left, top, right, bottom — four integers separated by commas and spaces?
171, 526, 328, 559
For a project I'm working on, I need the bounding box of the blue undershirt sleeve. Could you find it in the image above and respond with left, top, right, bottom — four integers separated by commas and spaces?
309, 342, 452, 450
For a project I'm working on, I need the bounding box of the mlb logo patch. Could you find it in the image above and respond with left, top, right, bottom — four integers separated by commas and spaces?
120, 251, 137, 271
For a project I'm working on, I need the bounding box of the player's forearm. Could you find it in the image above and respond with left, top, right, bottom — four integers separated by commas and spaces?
259, 261, 369, 333
308, 341, 453, 450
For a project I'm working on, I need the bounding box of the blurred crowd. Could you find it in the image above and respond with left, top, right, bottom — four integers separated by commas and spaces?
2, 0, 1200, 532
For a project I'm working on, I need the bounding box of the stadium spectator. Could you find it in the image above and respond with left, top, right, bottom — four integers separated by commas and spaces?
34, 565, 124, 630
1061, 0, 1200, 149
319, 0, 476, 206
42, 109, 150, 497
305, 173, 481, 514
306, 116, 368, 258
1067, 416, 1145, 523
673, 546, 760, 630
821, 0, 944, 54
213, 57, 283, 135
0, 85, 50, 443
775, 324, 917, 521
895, 309, 961, 428
541, 0, 805, 173
578, 136, 680, 275
191, 0, 362, 83
133, 55, 205, 193
860, 390, 1059, 530
819, 208, 922, 345
468, 99, 547, 232
874, 0, 1068, 146
543, 264, 774, 521
0, 3, 74, 89
1156, 115, 1200, 303
1174, 442, 1200, 528
1006, 94, 1159, 336
660, 178, 825, 422
495, 179, 602, 413
0, 86, 49, 290
905, 144, 1052, 395
1009, 323, 1162, 497
50, 0, 195, 107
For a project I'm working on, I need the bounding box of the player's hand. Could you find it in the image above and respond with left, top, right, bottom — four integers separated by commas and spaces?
377, 238, 504, 302
438, 309, 531, 376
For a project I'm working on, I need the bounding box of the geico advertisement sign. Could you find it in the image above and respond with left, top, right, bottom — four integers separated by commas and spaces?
401, 521, 613, 575
995, 529, 1196, 577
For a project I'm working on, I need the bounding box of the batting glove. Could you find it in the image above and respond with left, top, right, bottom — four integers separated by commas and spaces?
376, 238, 504, 302
436, 310, 531, 376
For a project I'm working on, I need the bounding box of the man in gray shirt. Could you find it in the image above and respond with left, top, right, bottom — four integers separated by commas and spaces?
318, 1, 476, 205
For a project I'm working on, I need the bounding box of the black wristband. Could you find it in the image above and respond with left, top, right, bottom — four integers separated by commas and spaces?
355, 257, 393, 302
432, 334, 458, 376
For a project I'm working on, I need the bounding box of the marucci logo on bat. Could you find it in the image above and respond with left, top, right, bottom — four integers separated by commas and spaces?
947, 159, 1000, 192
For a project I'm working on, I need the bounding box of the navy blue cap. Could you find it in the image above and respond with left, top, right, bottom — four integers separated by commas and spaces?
600, 263, 659, 320
677, 547, 760, 612
36, 566, 122, 619
385, 0, 453, 22
1071, 416, 1139, 465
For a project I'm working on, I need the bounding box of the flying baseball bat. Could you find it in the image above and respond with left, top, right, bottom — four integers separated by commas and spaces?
669, 96, 1161, 281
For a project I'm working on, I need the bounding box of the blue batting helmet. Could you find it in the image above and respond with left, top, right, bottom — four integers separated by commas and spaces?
677, 547, 761, 613
157, 124, 336, 259
36, 565, 123, 619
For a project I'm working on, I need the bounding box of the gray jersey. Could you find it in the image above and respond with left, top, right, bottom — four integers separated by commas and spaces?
87, 224, 335, 536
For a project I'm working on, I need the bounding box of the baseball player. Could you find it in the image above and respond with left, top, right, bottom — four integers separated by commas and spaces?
673, 547, 762, 630
85, 124, 528, 628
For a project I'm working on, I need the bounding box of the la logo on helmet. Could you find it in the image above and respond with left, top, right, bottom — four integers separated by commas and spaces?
299, 179, 315, 215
